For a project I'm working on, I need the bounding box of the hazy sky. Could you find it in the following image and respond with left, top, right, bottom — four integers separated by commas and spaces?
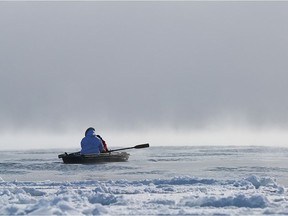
1, 2, 288, 149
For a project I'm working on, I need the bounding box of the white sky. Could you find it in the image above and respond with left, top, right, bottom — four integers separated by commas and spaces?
1, 2, 288, 150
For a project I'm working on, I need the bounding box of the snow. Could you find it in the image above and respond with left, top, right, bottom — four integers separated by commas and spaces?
0, 146, 288, 215
0, 175, 287, 215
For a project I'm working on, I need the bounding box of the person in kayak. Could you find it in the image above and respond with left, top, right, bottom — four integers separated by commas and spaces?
80, 127, 104, 154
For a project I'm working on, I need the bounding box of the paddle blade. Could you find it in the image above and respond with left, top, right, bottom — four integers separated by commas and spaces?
134, 143, 149, 149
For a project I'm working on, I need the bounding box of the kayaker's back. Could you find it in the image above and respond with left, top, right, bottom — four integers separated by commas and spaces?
80, 128, 103, 154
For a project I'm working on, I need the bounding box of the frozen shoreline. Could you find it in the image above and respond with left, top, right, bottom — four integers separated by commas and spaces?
0, 175, 287, 215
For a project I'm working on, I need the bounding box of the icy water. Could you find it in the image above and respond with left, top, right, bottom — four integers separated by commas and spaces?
0, 146, 288, 215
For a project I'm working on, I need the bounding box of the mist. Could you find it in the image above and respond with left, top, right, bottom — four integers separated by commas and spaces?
1, 2, 288, 149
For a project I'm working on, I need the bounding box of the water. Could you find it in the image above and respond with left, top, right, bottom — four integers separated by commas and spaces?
0, 146, 288, 215
1, 146, 287, 185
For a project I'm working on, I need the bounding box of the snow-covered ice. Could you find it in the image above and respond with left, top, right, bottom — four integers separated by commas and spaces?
0, 175, 287, 215
0, 146, 287, 215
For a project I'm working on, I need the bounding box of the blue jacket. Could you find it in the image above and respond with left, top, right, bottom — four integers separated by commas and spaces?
80, 129, 104, 154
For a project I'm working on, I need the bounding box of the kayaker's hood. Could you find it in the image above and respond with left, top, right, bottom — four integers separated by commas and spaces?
86, 128, 96, 137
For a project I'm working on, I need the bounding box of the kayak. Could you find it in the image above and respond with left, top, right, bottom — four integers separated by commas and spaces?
58, 152, 130, 164
58, 144, 149, 164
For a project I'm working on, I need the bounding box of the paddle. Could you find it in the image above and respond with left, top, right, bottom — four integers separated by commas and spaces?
108, 143, 149, 153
